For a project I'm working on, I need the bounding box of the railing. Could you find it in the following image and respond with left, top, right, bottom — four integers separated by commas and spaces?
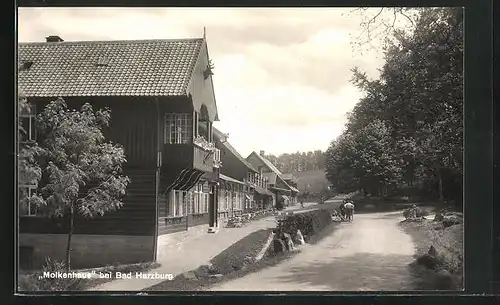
245, 173, 269, 189
192, 136, 220, 171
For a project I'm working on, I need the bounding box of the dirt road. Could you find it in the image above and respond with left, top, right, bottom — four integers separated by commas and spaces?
210, 211, 417, 291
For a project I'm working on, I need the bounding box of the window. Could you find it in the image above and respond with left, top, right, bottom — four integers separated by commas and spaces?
232, 192, 238, 210
19, 185, 37, 216
167, 190, 186, 217
165, 113, 192, 144
191, 183, 210, 214
20, 104, 36, 143
224, 190, 230, 211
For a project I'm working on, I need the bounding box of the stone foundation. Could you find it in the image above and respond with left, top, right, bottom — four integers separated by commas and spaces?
19, 233, 155, 270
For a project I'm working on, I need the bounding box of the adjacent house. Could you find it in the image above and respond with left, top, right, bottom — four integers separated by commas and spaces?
246, 151, 299, 209
17, 35, 221, 269
212, 127, 273, 215
218, 174, 251, 219
282, 173, 300, 204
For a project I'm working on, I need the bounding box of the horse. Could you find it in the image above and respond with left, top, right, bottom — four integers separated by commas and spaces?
344, 202, 355, 222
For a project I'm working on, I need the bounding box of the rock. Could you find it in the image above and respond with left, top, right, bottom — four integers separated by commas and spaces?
416, 253, 439, 269
443, 215, 462, 227
283, 233, 295, 250
434, 213, 444, 221
295, 230, 305, 245
428, 245, 437, 257
208, 274, 223, 278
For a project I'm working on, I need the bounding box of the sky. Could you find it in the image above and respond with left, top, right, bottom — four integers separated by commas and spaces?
17, 7, 409, 157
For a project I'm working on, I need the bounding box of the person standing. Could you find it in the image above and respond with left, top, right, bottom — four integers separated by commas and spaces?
344, 201, 355, 221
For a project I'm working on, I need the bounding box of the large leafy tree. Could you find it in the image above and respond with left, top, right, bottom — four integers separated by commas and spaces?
325, 7, 463, 206
22, 98, 130, 271
18, 92, 42, 188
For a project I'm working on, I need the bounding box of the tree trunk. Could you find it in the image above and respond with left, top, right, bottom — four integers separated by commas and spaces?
436, 167, 444, 202
65, 204, 74, 272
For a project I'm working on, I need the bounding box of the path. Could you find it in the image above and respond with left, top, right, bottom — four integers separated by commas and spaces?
210, 211, 417, 291
90, 215, 278, 291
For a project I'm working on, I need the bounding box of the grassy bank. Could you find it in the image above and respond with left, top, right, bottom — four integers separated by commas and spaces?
145, 228, 284, 291
145, 210, 340, 292
399, 214, 463, 290
18, 261, 160, 291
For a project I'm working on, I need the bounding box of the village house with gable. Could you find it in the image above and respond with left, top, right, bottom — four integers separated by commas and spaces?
246, 151, 299, 209
17, 35, 222, 269
212, 127, 275, 218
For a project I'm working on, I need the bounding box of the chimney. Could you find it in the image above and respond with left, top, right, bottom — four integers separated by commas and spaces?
260, 150, 265, 156
46, 35, 64, 43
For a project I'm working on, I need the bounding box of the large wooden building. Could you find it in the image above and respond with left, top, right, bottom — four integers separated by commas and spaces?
17, 36, 221, 269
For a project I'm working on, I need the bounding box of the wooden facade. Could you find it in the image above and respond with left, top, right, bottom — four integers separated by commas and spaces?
18, 37, 221, 269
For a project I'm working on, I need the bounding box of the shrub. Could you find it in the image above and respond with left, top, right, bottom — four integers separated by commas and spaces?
404, 206, 430, 219
19, 257, 84, 291
277, 209, 332, 241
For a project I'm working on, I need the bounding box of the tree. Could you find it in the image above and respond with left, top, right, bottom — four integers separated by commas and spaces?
25, 98, 130, 271
18, 90, 42, 188
326, 7, 463, 206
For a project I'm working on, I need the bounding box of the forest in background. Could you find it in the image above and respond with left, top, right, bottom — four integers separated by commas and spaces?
263, 150, 326, 174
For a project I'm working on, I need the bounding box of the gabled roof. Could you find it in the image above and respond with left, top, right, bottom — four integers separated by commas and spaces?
247, 151, 283, 176
213, 126, 258, 173
247, 151, 299, 193
18, 38, 204, 97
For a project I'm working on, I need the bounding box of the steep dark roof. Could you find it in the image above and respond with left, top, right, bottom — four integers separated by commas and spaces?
18, 38, 204, 97
249, 152, 283, 176
213, 126, 258, 173
247, 152, 298, 193
247, 152, 283, 175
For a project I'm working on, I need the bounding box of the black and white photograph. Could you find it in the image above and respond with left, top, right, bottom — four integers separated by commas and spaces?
17, 7, 464, 292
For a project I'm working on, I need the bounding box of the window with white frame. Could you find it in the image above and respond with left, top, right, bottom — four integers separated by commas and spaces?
164, 113, 193, 144
19, 185, 37, 216
224, 190, 230, 211
167, 190, 186, 217
202, 192, 209, 213
191, 183, 210, 214
20, 104, 37, 143
239, 192, 244, 210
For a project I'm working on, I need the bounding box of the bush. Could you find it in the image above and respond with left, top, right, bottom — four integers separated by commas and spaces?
19, 257, 84, 291
404, 206, 430, 220
277, 209, 332, 241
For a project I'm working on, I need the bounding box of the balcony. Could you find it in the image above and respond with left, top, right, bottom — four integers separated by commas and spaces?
244, 172, 269, 189
162, 136, 220, 173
